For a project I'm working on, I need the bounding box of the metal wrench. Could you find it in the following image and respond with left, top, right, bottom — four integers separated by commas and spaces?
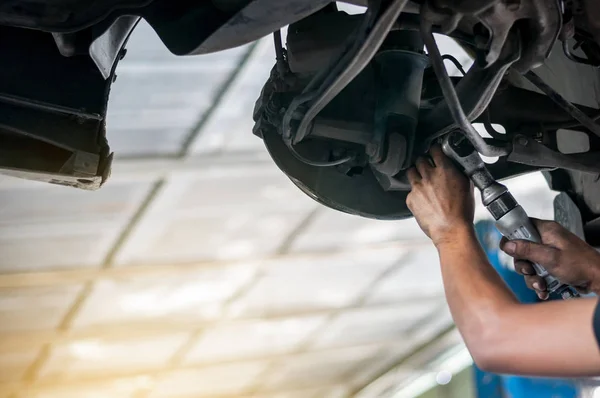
441, 131, 579, 300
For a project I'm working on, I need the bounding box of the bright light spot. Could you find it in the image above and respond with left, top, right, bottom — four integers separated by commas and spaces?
593, 387, 600, 398
432, 35, 474, 75
315, 289, 349, 305
473, 122, 505, 137
119, 270, 252, 315
336, 2, 366, 14
126, 376, 153, 389
436, 370, 453, 385
225, 301, 246, 318
69, 340, 105, 360
217, 240, 256, 258
480, 155, 499, 164
557, 128, 590, 154
224, 215, 250, 229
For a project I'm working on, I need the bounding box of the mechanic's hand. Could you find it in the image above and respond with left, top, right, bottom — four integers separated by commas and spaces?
500, 219, 600, 299
406, 144, 475, 247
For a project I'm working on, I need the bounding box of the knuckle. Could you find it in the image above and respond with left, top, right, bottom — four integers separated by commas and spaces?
544, 248, 561, 268
547, 221, 562, 234
542, 220, 563, 236
515, 240, 530, 256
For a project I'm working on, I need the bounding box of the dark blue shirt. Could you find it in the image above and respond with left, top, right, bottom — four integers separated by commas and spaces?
594, 300, 600, 347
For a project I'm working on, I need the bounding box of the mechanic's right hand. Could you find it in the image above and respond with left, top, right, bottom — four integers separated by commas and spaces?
500, 219, 600, 299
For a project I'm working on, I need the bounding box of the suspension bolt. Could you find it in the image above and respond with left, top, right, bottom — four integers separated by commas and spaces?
518, 137, 529, 146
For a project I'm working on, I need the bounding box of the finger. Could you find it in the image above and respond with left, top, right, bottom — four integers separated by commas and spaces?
406, 192, 414, 212
500, 239, 560, 269
531, 218, 569, 245
514, 260, 536, 275
429, 144, 453, 168
499, 236, 508, 249
538, 291, 550, 300
406, 167, 422, 186
524, 275, 546, 292
415, 156, 433, 179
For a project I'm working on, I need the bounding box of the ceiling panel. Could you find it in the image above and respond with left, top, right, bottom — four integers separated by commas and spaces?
38, 333, 189, 382
72, 265, 257, 328
0, 180, 151, 226
310, 302, 442, 349
226, 248, 405, 318
261, 346, 381, 390
153, 170, 314, 214
106, 21, 248, 157
0, 232, 117, 272
0, 285, 82, 332
148, 361, 269, 398
116, 210, 311, 265
290, 210, 428, 253
183, 315, 328, 364
115, 171, 316, 265
0, 181, 152, 271
365, 247, 444, 304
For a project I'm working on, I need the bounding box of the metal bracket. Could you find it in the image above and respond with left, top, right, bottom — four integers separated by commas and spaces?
508, 135, 600, 173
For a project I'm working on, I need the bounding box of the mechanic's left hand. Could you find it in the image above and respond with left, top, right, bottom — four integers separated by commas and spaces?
406, 144, 475, 247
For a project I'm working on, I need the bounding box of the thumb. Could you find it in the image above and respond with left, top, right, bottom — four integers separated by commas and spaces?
500, 239, 561, 268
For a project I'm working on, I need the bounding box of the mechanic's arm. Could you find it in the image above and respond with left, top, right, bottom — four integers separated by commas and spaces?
406, 145, 600, 377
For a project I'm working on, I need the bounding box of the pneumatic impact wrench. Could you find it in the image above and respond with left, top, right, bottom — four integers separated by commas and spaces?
441, 131, 579, 300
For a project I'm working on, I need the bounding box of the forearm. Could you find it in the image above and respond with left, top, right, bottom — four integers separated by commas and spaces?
436, 224, 519, 354
436, 224, 600, 377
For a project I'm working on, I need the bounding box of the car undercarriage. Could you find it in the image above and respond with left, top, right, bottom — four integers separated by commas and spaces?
2, 0, 600, 235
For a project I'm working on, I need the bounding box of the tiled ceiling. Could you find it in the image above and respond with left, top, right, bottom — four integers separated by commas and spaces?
0, 8, 558, 398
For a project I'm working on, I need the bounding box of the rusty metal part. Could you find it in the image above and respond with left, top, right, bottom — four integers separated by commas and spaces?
421, 0, 561, 72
